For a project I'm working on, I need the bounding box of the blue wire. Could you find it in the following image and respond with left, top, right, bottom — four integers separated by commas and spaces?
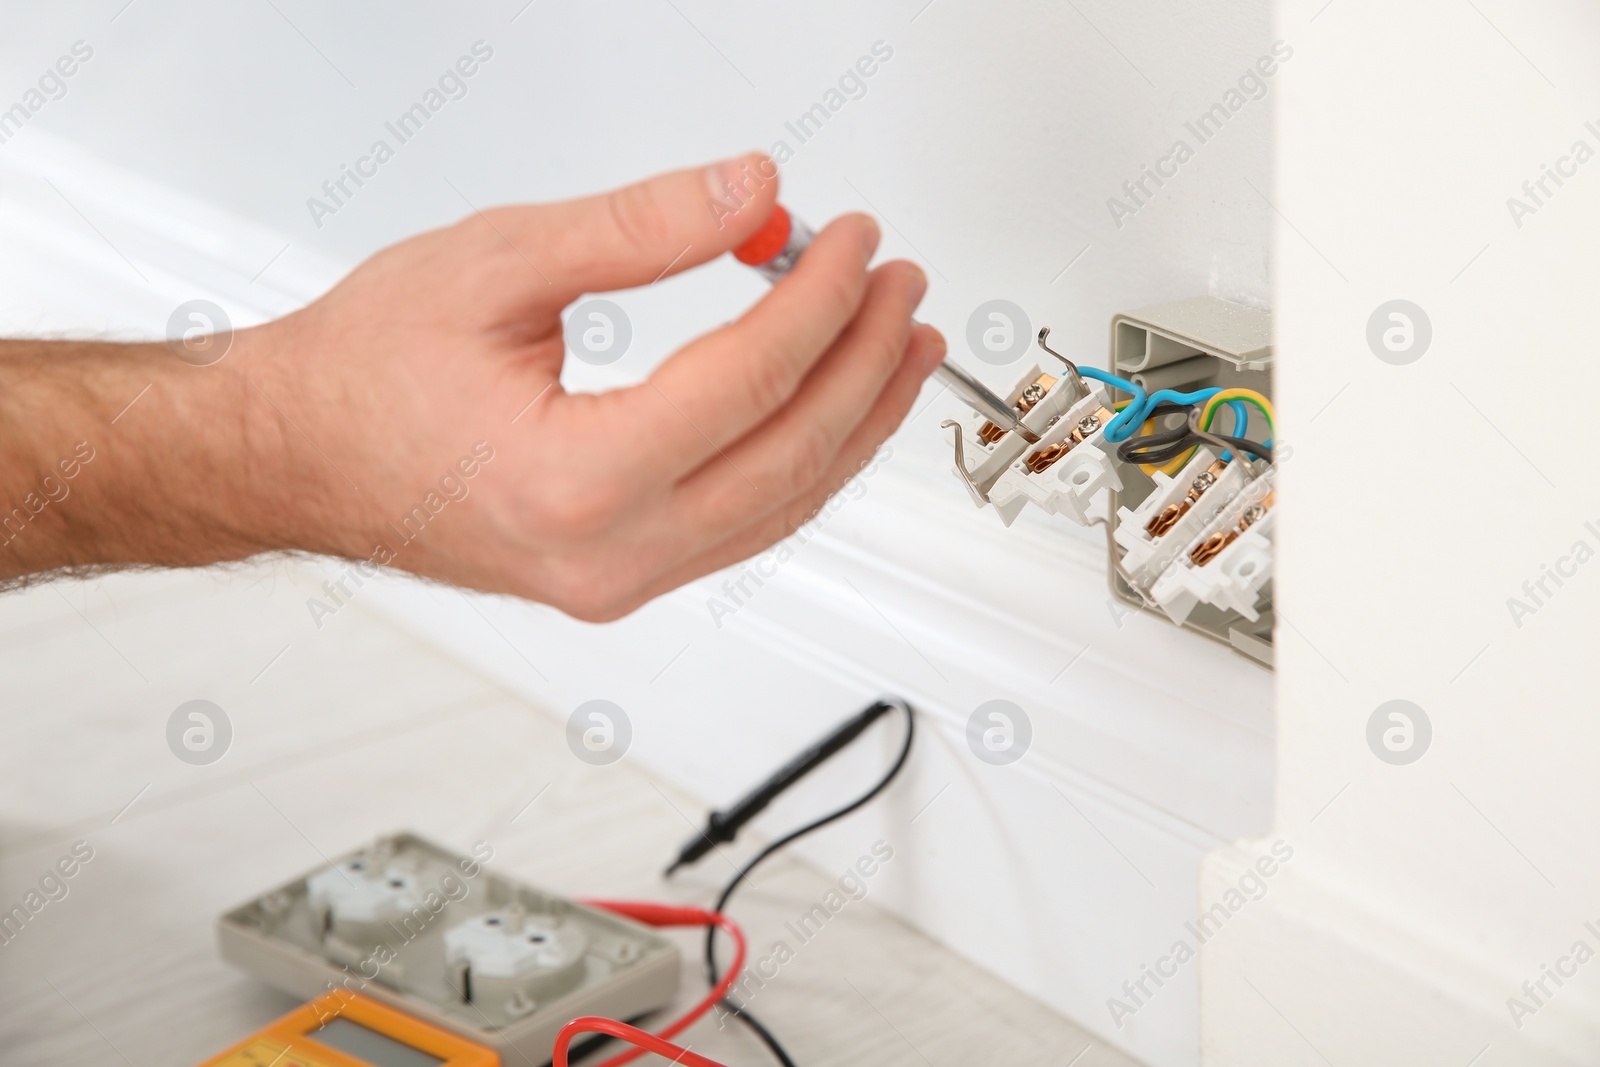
1078, 371, 1277, 463
1078, 366, 1142, 398
1218, 400, 1258, 461
1077, 367, 1144, 441
1227, 399, 1249, 436
1077, 368, 1225, 443
1106, 385, 1222, 443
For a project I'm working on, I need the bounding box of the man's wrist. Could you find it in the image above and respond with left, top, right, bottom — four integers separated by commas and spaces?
0, 325, 356, 583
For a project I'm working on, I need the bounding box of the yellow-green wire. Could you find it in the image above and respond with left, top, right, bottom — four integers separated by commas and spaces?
1198, 389, 1275, 436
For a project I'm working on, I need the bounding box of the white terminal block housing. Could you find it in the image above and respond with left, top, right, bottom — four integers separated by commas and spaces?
1150, 464, 1277, 625
949, 361, 1088, 514
945, 296, 1276, 666
986, 379, 1122, 525
1113, 446, 1254, 587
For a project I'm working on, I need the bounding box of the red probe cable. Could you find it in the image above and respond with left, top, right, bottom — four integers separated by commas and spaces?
553, 1017, 730, 1067
573, 900, 747, 1067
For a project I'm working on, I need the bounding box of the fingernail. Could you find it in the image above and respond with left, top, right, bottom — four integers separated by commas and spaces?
706, 152, 771, 209
705, 158, 735, 204
906, 264, 928, 305
860, 216, 882, 258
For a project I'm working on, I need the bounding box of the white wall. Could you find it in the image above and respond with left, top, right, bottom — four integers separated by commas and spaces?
1, 4, 1287, 1064
1, 0, 1276, 480
1201, 2, 1600, 1064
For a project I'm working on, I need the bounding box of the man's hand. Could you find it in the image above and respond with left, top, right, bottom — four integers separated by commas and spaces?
0, 154, 944, 619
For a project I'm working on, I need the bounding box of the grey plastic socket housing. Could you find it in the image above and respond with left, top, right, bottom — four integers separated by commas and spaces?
1104, 296, 1275, 666
216, 832, 680, 1066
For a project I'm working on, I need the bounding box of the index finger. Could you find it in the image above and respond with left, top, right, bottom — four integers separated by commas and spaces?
606, 212, 882, 479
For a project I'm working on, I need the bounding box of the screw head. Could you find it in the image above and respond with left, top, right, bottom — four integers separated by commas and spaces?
1191, 471, 1216, 492
1076, 414, 1101, 434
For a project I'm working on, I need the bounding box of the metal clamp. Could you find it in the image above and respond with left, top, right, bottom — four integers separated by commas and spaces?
941, 420, 991, 505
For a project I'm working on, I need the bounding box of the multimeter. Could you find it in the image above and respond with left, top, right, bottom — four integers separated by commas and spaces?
198, 991, 497, 1067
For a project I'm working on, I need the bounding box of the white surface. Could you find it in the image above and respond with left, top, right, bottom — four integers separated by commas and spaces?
1200, 2, 1600, 1065
0, 566, 1135, 1067
0, 3, 1288, 1063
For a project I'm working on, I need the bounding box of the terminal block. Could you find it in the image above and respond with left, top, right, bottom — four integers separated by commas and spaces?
1105, 298, 1274, 664
1113, 447, 1253, 588
986, 380, 1122, 525
218, 832, 679, 1067
942, 296, 1276, 666
1150, 465, 1276, 625
947, 362, 1087, 513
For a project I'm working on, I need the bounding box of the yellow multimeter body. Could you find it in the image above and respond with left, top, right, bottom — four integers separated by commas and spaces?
198, 991, 499, 1067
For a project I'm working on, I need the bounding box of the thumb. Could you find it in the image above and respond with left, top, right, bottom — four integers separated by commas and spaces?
496, 151, 781, 301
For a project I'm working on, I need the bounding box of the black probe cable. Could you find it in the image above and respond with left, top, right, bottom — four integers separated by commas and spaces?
663, 699, 906, 876
685, 698, 916, 1067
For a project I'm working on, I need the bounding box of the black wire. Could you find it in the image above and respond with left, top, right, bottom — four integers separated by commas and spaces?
1114, 401, 1273, 465
1119, 431, 1272, 465
714, 1005, 795, 1067
1114, 401, 1192, 464
702, 697, 916, 1067
1212, 433, 1271, 462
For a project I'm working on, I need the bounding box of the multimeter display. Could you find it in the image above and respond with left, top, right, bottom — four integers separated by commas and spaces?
310, 1019, 445, 1067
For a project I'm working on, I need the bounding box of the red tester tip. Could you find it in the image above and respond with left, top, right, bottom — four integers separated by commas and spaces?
733, 204, 792, 265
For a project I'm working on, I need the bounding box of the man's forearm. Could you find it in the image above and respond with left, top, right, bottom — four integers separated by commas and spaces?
0, 157, 938, 617
0, 332, 344, 586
